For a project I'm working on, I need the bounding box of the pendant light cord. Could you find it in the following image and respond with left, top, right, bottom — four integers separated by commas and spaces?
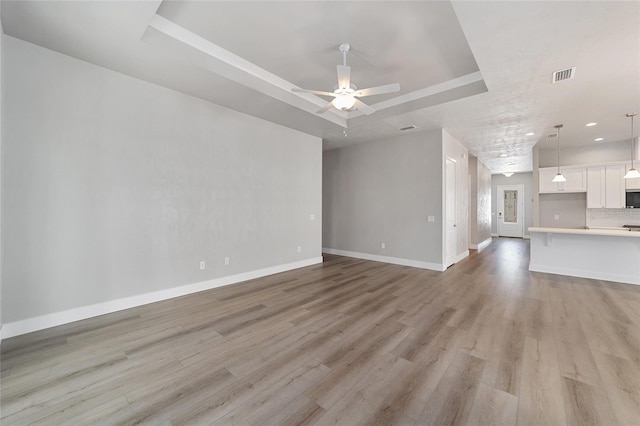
557, 127, 561, 174
631, 114, 636, 169
551, 124, 566, 183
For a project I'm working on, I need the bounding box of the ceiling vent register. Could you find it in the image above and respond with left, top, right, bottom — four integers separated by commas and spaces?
399, 125, 417, 131
552, 67, 576, 83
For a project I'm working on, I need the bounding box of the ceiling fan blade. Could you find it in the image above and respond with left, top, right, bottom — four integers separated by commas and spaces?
353, 98, 376, 115
337, 65, 351, 90
292, 88, 337, 97
354, 83, 401, 97
316, 101, 335, 114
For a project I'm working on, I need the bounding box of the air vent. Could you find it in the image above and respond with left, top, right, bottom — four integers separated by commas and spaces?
398, 125, 417, 131
552, 67, 576, 83
547, 133, 557, 139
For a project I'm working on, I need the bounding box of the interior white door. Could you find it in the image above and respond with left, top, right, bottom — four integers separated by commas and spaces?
497, 184, 524, 238
445, 157, 457, 267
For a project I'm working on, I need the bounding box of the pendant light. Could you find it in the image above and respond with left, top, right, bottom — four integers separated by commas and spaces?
551, 124, 566, 182
623, 112, 640, 179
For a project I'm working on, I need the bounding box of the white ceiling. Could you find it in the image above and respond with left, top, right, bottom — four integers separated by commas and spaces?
2, 1, 639, 173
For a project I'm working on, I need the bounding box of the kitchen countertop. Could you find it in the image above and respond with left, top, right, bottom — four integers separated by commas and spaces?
529, 226, 640, 238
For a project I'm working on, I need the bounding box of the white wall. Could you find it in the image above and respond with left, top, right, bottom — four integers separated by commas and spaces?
323, 131, 444, 269
2, 37, 322, 331
491, 172, 534, 237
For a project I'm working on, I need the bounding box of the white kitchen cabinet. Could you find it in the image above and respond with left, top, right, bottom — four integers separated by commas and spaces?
605, 164, 626, 208
587, 165, 625, 208
587, 167, 605, 208
627, 179, 640, 190
539, 169, 558, 193
539, 167, 586, 193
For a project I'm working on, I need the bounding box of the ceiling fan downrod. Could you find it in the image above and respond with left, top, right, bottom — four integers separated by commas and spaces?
339, 43, 350, 67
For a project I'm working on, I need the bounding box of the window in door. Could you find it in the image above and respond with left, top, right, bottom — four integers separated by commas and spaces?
504, 190, 518, 223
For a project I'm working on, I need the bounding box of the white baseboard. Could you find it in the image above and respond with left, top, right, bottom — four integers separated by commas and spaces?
455, 250, 469, 263
469, 238, 492, 252
492, 233, 530, 240
1, 257, 323, 340
322, 248, 445, 272
529, 263, 640, 286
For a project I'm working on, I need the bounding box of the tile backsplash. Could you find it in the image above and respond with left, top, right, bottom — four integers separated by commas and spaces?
587, 209, 640, 228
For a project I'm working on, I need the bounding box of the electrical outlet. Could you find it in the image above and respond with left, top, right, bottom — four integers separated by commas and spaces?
428, 216, 435, 222
381, 242, 386, 249
310, 214, 315, 221
554, 214, 560, 220
224, 257, 230, 266
199, 261, 205, 270
297, 246, 302, 253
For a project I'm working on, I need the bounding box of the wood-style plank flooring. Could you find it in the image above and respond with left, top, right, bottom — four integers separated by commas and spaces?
2, 238, 639, 425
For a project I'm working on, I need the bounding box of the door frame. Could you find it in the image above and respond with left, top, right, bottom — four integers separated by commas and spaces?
497, 184, 525, 238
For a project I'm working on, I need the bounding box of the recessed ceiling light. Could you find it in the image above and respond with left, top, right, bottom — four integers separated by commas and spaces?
500, 153, 507, 157
594, 137, 604, 141
525, 132, 535, 136
586, 122, 597, 127
507, 162, 515, 165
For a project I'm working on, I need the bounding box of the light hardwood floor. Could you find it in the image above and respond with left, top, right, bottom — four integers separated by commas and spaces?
1, 238, 639, 425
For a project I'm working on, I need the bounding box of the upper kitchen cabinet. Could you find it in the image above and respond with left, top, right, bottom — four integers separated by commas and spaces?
539, 167, 587, 193
627, 178, 640, 190
587, 165, 625, 208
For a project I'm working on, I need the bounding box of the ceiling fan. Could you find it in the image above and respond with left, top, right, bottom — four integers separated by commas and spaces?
292, 43, 400, 115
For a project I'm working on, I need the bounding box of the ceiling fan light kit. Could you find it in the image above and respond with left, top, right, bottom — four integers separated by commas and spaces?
333, 94, 356, 111
292, 42, 400, 115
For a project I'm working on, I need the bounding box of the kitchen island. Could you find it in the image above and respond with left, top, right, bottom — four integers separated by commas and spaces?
528, 227, 640, 285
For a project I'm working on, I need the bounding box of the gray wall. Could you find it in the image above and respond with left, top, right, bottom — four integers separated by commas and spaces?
538, 139, 638, 167
0, 2, 4, 333
2, 36, 322, 324
469, 157, 477, 244
323, 131, 443, 264
539, 193, 587, 228
491, 172, 534, 237
469, 156, 491, 246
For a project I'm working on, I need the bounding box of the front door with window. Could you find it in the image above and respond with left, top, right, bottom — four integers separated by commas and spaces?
497, 184, 524, 238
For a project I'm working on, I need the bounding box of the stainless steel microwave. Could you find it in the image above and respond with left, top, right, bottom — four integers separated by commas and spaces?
627, 191, 640, 208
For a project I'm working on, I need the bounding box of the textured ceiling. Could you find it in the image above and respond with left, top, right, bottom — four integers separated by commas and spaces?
2, 1, 639, 174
